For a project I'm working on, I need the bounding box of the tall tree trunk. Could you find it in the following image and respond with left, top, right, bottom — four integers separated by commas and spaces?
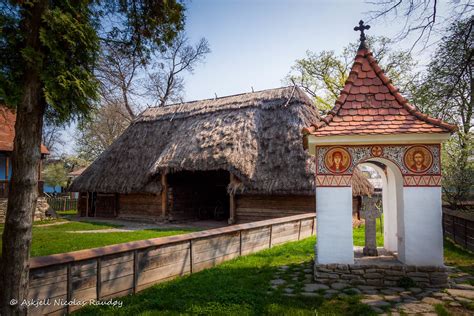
0, 1, 47, 315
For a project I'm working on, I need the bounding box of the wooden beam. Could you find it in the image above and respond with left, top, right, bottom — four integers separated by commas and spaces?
228, 173, 236, 224
66, 263, 72, 314
161, 172, 168, 218
96, 257, 102, 300
86, 192, 90, 217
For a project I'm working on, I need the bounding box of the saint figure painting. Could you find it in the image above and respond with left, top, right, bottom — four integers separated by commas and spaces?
324, 147, 351, 173
404, 146, 433, 173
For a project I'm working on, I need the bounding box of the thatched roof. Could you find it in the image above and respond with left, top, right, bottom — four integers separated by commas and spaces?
70, 86, 372, 196
352, 168, 375, 197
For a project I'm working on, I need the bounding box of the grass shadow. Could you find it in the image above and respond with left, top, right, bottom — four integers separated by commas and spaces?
75, 237, 375, 316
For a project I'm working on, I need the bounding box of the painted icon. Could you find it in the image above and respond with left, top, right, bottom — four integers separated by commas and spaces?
371, 146, 383, 157
404, 146, 433, 173
324, 147, 351, 173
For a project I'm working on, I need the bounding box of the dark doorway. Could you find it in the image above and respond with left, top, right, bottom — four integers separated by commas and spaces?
168, 170, 230, 221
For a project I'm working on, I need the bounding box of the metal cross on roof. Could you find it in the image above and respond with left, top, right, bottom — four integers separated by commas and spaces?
354, 20, 370, 49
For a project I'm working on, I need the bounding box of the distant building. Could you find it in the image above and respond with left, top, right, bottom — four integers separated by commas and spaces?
0, 106, 49, 197
70, 87, 373, 223
0, 105, 50, 221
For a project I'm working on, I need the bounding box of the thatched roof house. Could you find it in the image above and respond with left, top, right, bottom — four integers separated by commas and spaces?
71, 86, 372, 223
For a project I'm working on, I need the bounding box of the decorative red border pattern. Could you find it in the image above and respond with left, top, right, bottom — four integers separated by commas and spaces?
403, 175, 441, 187
316, 175, 352, 187
315, 144, 442, 188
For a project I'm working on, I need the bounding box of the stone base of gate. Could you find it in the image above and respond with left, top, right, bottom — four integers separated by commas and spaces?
314, 247, 448, 288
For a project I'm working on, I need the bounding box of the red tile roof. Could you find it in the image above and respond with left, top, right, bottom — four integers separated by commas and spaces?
0, 106, 49, 154
303, 48, 457, 137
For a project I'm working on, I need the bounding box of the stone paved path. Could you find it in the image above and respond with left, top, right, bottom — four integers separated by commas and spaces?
269, 261, 474, 315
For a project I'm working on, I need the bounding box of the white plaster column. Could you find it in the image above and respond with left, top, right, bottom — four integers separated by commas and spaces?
316, 187, 354, 264
402, 186, 444, 266
384, 167, 400, 253
364, 163, 398, 253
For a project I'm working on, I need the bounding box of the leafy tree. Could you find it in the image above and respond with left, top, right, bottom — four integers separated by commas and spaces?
42, 163, 68, 191
442, 135, 474, 210
0, 1, 184, 314
411, 17, 474, 209
284, 36, 417, 112
411, 18, 473, 137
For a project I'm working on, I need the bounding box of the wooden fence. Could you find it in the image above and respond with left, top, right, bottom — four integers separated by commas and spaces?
46, 197, 78, 212
443, 208, 474, 252
26, 213, 316, 315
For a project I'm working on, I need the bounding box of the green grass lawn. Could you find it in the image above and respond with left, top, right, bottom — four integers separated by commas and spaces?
353, 217, 384, 247
75, 220, 473, 315
444, 238, 474, 276
0, 220, 197, 257
76, 236, 375, 316
0, 216, 382, 258
56, 209, 78, 216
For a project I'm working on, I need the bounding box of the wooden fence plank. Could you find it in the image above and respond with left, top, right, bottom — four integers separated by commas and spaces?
443, 210, 474, 252
26, 213, 316, 315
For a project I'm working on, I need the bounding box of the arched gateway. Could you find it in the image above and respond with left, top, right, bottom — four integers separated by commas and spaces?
303, 22, 457, 285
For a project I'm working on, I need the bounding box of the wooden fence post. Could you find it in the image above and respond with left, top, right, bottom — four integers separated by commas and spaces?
161, 172, 168, 218
67, 263, 72, 314
298, 220, 302, 240
268, 225, 273, 248
189, 240, 193, 274
239, 230, 242, 256
96, 257, 102, 300
133, 250, 138, 294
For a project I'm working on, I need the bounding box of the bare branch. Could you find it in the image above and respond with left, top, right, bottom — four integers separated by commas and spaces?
146, 34, 210, 106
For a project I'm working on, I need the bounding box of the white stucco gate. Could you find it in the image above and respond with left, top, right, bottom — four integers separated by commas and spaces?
303, 22, 456, 273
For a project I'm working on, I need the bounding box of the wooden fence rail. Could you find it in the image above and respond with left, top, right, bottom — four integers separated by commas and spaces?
26, 213, 316, 315
46, 197, 78, 212
443, 209, 474, 252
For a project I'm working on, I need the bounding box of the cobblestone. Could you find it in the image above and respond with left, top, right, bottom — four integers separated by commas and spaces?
268, 261, 474, 314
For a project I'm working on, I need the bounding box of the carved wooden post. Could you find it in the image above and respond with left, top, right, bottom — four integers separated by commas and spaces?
161, 171, 168, 219
228, 173, 236, 224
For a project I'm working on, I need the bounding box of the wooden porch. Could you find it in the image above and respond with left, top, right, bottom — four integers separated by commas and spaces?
0, 180, 44, 198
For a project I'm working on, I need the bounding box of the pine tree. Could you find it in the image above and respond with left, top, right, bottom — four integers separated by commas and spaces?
0, 1, 184, 314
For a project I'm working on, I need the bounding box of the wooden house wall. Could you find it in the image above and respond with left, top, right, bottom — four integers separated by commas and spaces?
80, 191, 317, 223
235, 194, 315, 223
78, 192, 88, 217
95, 193, 117, 217
118, 193, 162, 221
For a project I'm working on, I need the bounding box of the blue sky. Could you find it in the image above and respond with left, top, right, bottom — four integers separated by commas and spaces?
180, 0, 441, 101
63, 0, 448, 154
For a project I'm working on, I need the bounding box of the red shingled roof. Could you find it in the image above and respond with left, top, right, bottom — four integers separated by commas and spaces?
0, 106, 49, 154
303, 48, 457, 136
